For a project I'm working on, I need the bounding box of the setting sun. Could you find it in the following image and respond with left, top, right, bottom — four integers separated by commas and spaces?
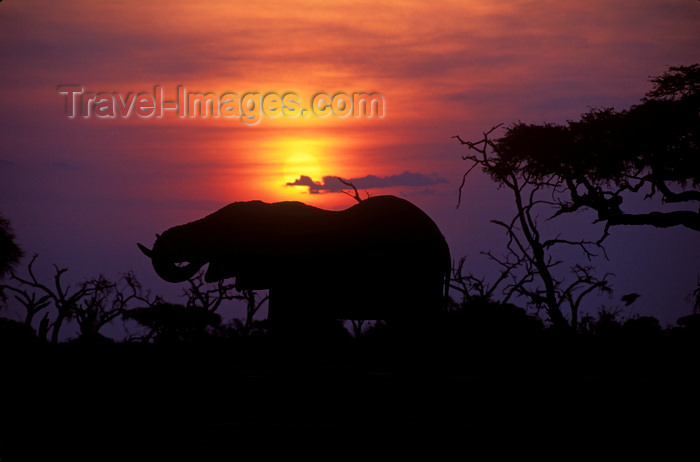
248, 135, 353, 204
283, 152, 322, 185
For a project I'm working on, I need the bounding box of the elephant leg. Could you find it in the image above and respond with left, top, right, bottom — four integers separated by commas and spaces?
266, 287, 302, 326
266, 287, 314, 337
266, 286, 349, 344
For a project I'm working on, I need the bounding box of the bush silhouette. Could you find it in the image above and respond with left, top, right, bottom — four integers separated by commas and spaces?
123, 303, 221, 344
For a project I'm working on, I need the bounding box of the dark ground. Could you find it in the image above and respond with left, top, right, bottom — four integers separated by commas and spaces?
1, 331, 699, 461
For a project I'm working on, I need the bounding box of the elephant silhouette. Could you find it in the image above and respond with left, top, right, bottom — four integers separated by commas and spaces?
138, 195, 451, 327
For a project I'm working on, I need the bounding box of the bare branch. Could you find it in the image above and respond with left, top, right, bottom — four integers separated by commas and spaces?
454, 127, 614, 328
183, 270, 237, 313
335, 177, 368, 203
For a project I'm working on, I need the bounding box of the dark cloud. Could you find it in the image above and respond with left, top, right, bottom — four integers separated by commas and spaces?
286, 171, 447, 194
51, 161, 79, 171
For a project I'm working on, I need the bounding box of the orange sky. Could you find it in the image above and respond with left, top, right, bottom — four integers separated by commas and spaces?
1, 0, 699, 325
7, 0, 697, 209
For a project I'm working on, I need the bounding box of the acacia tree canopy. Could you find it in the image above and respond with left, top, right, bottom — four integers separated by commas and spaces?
454, 65, 698, 328
483, 64, 700, 238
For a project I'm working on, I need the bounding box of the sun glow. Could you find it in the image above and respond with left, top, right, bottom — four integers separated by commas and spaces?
283, 151, 322, 184
251, 137, 331, 202
228, 132, 366, 208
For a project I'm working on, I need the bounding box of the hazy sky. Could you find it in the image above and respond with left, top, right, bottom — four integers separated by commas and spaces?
1, 0, 699, 329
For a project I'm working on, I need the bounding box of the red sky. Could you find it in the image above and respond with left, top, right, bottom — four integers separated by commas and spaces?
1, 0, 699, 327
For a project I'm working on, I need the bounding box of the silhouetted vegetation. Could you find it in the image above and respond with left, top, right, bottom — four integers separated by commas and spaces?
0, 317, 39, 346
457, 64, 699, 238
0, 212, 22, 306
183, 270, 269, 338
123, 302, 222, 343
1, 255, 152, 343
453, 64, 699, 329
1, 272, 698, 461
0, 213, 22, 277
2, 280, 699, 460
452, 127, 613, 329
3, 250, 697, 361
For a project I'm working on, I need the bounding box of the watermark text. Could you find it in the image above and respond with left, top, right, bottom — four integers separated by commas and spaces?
57, 86, 384, 125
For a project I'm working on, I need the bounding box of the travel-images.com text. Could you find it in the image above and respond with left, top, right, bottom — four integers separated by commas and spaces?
57, 86, 385, 125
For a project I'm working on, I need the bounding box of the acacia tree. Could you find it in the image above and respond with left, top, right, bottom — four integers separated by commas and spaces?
454, 126, 612, 329
123, 270, 269, 341
183, 271, 238, 313
485, 64, 699, 241
5, 255, 97, 343
183, 270, 269, 337
2, 255, 149, 342
453, 64, 699, 328
121, 270, 229, 343
71, 272, 147, 341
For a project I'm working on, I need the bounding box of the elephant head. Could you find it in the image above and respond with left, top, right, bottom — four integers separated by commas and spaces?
138, 200, 284, 287
138, 226, 209, 283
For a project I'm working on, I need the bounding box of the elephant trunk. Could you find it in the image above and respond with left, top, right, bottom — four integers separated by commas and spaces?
137, 243, 204, 283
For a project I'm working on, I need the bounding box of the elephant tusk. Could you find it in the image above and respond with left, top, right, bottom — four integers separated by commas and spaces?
137, 243, 153, 258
